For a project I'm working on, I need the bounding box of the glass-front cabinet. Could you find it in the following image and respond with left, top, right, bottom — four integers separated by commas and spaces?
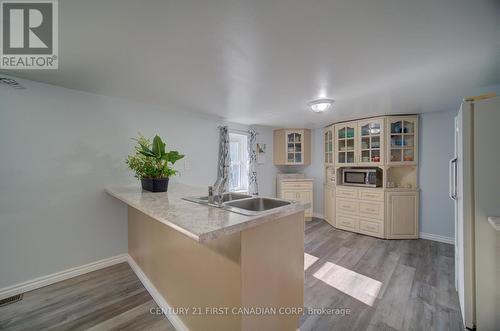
387, 117, 418, 165
324, 125, 334, 165
273, 128, 311, 166
357, 118, 384, 166
285, 129, 304, 164
335, 121, 357, 166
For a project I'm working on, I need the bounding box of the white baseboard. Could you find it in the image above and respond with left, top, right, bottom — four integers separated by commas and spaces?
127, 255, 189, 331
419, 232, 455, 245
313, 213, 324, 219
0, 254, 128, 301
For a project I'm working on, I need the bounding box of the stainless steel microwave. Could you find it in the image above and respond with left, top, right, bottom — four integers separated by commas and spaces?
342, 168, 382, 187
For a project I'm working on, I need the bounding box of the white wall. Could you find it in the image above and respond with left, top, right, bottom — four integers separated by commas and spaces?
0, 77, 275, 289
419, 110, 457, 239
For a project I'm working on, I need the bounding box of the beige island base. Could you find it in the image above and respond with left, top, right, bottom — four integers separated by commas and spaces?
106, 185, 306, 331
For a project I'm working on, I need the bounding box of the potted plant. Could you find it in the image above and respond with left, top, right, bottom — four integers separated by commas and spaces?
126, 133, 184, 192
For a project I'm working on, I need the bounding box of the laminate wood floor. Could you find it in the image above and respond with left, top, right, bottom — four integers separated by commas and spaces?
0, 218, 463, 331
0, 262, 175, 331
300, 218, 464, 331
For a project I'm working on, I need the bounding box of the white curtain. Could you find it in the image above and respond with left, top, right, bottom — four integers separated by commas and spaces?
247, 129, 259, 195
213, 126, 231, 195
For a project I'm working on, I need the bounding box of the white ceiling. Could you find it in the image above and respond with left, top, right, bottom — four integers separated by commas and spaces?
3, 0, 499, 127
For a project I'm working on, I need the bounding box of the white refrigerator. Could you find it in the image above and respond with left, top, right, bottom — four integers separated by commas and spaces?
451, 95, 500, 331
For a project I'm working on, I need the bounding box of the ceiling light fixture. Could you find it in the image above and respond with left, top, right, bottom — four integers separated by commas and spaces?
308, 99, 334, 113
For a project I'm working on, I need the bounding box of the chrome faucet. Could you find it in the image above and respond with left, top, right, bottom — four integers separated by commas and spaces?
208, 184, 225, 206
208, 186, 214, 204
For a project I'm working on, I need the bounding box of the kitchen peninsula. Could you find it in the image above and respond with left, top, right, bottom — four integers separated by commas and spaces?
106, 184, 306, 331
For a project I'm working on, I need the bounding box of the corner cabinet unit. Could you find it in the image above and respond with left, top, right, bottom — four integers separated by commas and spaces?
274, 129, 311, 166
323, 114, 420, 239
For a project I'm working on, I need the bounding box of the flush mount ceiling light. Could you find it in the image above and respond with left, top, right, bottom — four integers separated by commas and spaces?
308, 99, 335, 113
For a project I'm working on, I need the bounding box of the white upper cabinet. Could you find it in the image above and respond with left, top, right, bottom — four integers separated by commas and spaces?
324, 125, 334, 166
357, 118, 384, 166
386, 116, 418, 165
335, 121, 357, 166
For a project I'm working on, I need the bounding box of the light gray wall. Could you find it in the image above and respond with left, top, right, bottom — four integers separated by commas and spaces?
0, 77, 275, 289
253, 125, 280, 197
419, 110, 457, 238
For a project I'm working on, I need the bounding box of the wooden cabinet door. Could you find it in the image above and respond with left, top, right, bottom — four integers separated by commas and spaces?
386, 191, 419, 239
386, 116, 418, 165
357, 118, 384, 166
282, 190, 296, 201
335, 121, 358, 166
324, 126, 334, 166
297, 190, 313, 217
282, 190, 311, 217
324, 185, 335, 226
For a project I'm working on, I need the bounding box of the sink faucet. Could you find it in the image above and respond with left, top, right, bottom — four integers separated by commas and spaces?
209, 183, 225, 206
208, 186, 215, 204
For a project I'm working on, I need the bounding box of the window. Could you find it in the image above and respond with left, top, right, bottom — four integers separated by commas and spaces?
229, 132, 248, 192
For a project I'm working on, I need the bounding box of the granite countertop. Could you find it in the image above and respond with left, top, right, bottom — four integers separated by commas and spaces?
105, 184, 306, 243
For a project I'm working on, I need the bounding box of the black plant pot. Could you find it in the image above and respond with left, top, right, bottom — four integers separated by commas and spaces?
141, 177, 169, 193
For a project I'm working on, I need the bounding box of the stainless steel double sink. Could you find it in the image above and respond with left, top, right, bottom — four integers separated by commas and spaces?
183, 192, 292, 216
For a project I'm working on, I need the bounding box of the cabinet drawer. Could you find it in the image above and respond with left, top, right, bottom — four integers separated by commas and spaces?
336, 214, 358, 231
359, 190, 384, 202
359, 217, 384, 237
359, 201, 384, 220
336, 198, 359, 215
281, 182, 313, 190
336, 187, 358, 199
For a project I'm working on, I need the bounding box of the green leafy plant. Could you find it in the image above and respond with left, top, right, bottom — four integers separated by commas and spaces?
126, 133, 184, 179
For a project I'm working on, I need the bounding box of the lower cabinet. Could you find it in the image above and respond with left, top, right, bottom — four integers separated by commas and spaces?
324, 184, 335, 226
331, 186, 419, 239
385, 191, 419, 239
279, 181, 313, 218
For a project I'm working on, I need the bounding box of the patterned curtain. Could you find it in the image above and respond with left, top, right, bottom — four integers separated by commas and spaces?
247, 129, 259, 195
213, 126, 231, 195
